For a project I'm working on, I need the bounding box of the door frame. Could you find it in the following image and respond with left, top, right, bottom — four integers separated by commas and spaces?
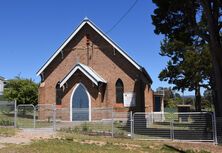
70, 83, 91, 121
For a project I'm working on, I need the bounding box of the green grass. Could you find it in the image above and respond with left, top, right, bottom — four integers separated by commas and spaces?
0, 139, 136, 153
0, 112, 53, 128
0, 127, 18, 137
0, 133, 212, 153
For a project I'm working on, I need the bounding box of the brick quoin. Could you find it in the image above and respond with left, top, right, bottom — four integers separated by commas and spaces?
37, 19, 154, 121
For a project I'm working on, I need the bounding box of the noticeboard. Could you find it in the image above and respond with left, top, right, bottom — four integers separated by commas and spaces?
123, 92, 136, 107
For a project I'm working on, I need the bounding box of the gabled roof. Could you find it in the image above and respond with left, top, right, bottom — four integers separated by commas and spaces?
37, 18, 142, 74
36, 18, 152, 83
60, 63, 106, 87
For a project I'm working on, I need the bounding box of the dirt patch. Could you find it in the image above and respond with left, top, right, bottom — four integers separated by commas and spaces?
0, 144, 5, 149
0, 128, 57, 147
80, 140, 106, 146
113, 143, 141, 150
15, 128, 56, 140
74, 138, 141, 150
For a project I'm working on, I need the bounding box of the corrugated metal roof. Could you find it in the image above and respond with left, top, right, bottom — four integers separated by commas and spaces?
60, 63, 106, 87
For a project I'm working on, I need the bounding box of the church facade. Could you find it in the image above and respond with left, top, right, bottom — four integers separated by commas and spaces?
37, 18, 154, 121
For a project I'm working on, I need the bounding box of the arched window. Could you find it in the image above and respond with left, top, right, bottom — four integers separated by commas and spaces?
72, 84, 89, 121
55, 82, 62, 105
116, 79, 124, 103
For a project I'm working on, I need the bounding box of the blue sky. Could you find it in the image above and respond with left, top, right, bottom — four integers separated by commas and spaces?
0, 0, 188, 94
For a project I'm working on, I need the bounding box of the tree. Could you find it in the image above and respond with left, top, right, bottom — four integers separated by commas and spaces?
4, 76, 38, 105
202, 89, 213, 111
158, 39, 212, 111
156, 87, 183, 108
156, 87, 174, 99
174, 93, 181, 98
152, 0, 222, 117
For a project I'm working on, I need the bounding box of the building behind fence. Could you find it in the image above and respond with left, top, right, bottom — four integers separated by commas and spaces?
0, 100, 222, 144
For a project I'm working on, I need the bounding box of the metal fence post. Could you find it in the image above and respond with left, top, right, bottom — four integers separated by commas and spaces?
172, 120, 174, 141
212, 111, 218, 145
34, 106, 36, 128
170, 113, 174, 141
111, 107, 114, 138
14, 100, 17, 128
132, 111, 134, 139
53, 105, 56, 131
130, 111, 133, 139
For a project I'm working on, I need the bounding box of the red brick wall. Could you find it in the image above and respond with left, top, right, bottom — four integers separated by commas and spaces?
38, 23, 153, 120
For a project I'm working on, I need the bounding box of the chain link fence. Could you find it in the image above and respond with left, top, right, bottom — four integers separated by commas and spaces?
0, 100, 221, 143
35, 104, 55, 129
133, 112, 171, 140
216, 117, 222, 143
112, 111, 132, 138
173, 112, 213, 141
0, 101, 16, 127
56, 108, 132, 138
15, 103, 55, 129
16, 104, 35, 128
133, 112, 214, 142
57, 108, 113, 136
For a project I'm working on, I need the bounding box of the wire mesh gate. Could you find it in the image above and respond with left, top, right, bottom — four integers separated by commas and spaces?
16, 104, 55, 129
0, 101, 16, 127
216, 117, 222, 143
16, 104, 35, 128
133, 112, 215, 142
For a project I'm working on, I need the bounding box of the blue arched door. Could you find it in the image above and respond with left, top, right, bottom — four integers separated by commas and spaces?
72, 84, 89, 121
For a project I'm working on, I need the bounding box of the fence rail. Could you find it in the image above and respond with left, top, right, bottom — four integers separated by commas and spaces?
0, 101, 221, 143
216, 117, 222, 143
133, 112, 214, 141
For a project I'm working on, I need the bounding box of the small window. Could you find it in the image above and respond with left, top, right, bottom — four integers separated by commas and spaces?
56, 83, 62, 105
116, 79, 124, 103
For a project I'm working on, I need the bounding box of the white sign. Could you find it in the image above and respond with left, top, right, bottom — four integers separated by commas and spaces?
124, 92, 136, 107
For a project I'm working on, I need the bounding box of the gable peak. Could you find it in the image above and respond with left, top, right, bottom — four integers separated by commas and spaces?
83, 16, 89, 21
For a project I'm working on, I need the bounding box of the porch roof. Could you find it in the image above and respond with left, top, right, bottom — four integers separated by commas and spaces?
60, 63, 106, 87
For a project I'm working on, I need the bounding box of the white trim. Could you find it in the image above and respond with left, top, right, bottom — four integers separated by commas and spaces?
37, 21, 86, 76
70, 83, 91, 121
61, 66, 98, 87
37, 18, 142, 76
80, 63, 107, 83
60, 63, 106, 88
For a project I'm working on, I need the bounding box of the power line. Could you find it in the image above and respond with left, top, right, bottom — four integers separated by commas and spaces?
106, 0, 139, 34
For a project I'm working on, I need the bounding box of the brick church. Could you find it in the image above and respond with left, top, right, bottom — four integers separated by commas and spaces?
37, 18, 154, 121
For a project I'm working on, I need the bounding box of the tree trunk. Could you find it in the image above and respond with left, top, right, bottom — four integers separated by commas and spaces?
195, 86, 201, 112
201, 0, 222, 117
211, 56, 222, 117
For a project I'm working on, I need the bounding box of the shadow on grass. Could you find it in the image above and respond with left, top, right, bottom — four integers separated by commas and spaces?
162, 144, 186, 153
